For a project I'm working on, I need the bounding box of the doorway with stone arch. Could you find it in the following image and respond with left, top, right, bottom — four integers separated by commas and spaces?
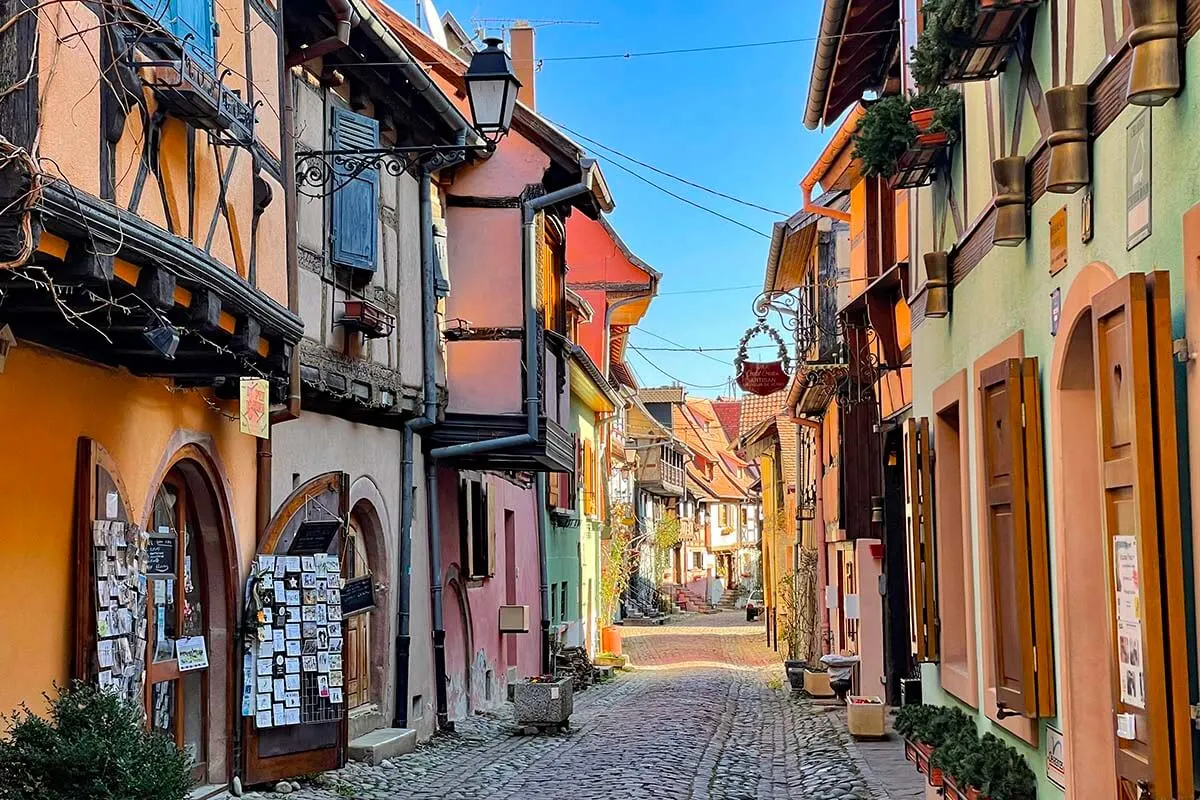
143, 444, 238, 789
1049, 262, 1118, 800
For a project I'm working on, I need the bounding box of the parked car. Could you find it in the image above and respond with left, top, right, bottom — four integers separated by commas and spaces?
745, 592, 763, 621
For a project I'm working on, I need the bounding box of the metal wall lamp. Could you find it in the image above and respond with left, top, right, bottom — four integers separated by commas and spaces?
295, 37, 522, 196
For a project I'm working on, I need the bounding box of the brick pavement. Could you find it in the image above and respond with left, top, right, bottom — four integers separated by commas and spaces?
247, 612, 925, 800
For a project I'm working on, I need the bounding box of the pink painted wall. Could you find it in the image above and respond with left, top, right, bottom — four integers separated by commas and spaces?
441, 132, 551, 417
438, 467, 542, 719
855, 540, 885, 698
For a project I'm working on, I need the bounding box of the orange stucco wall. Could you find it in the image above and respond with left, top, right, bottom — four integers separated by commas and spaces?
0, 345, 258, 718
38, 0, 288, 307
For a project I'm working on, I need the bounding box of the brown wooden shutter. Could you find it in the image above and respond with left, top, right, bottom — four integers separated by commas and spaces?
486, 482, 496, 578
1092, 272, 1193, 800
978, 356, 1053, 718
458, 478, 472, 574
548, 467, 561, 508
905, 417, 938, 662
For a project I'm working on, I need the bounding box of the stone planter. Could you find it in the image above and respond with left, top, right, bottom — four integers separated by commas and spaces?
846, 696, 886, 738
992, 156, 1027, 247
1045, 84, 1090, 193
1128, 0, 1180, 106
803, 668, 835, 698
512, 678, 574, 727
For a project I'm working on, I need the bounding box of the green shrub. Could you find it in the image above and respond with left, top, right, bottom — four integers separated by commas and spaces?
853, 94, 917, 178
917, 87, 965, 143
909, 0, 979, 91
894, 703, 974, 748
978, 733, 1038, 800
0, 682, 193, 800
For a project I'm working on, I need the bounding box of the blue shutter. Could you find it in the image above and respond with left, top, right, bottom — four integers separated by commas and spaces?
330, 107, 380, 272
169, 0, 215, 66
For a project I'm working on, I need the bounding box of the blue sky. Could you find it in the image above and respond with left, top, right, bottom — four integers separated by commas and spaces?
430, 0, 829, 396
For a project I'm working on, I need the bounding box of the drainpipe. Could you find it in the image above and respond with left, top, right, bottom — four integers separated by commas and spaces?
798, 103, 866, 224
285, 0, 358, 68
426, 172, 597, 696
393, 167, 440, 729
426, 452, 450, 731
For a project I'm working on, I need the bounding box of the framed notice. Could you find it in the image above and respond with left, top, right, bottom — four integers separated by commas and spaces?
1046, 725, 1066, 790
1049, 206, 1068, 275
1127, 108, 1151, 250
340, 575, 376, 617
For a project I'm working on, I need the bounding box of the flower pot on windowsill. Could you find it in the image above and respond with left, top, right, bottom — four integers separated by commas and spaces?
1128, 0, 1181, 106
1045, 84, 1090, 193
911, 107, 949, 147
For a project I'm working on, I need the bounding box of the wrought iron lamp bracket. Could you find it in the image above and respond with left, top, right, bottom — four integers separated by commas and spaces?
294, 142, 495, 198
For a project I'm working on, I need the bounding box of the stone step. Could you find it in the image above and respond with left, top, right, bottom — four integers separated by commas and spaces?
347, 728, 418, 765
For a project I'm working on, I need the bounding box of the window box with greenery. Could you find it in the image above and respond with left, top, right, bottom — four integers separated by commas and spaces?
853, 88, 963, 189
0, 682, 193, 800
894, 704, 974, 788
911, 0, 1042, 87
930, 730, 1038, 800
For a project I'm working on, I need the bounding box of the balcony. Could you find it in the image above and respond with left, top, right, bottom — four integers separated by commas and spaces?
429, 413, 576, 473
636, 440, 686, 497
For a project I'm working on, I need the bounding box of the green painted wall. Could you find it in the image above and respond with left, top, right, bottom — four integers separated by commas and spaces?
909, 28, 1200, 800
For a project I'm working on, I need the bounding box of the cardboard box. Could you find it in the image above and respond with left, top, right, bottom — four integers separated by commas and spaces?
846, 695, 886, 738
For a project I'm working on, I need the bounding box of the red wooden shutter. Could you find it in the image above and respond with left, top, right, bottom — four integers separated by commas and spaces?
978, 357, 1053, 718
905, 417, 938, 662
1092, 272, 1193, 800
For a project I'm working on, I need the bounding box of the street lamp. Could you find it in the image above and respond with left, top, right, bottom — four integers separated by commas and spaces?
295, 36, 523, 197
463, 37, 522, 141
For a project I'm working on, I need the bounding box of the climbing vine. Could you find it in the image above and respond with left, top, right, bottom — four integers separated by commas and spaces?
599, 502, 636, 622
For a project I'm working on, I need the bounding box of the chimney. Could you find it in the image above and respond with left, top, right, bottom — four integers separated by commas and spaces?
510, 22, 536, 110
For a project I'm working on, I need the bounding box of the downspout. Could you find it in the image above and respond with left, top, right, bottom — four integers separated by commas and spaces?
285, 0, 358, 68
394, 166, 440, 729
799, 103, 866, 224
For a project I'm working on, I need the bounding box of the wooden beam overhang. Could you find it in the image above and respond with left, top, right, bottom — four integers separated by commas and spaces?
428, 413, 577, 473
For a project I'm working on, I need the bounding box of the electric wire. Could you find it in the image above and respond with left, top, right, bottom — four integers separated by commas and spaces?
628, 346, 732, 389
545, 118, 788, 216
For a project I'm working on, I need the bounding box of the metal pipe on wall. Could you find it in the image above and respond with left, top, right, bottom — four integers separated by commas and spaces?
394, 168, 439, 730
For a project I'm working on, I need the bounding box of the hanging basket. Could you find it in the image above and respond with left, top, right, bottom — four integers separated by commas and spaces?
734, 321, 792, 396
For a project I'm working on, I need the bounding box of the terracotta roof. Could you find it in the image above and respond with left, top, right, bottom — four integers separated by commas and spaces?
738, 390, 789, 438
711, 400, 742, 443
672, 398, 752, 501
639, 386, 686, 405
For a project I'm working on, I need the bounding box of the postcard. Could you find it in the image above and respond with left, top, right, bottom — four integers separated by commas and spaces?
329, 637, 343, 654
256, 677, 272, 694
285, 657, 300, 674
256, 710, 273, 729
301, 556, 316, 573
329, 687, 343, 705
256, 693, 272, 712
286, 640, 301, 657
285, 673, 300, 691
273, 678, 286, 699
284, 556, 301, 573
273, 629, 286, 652
317, 652, 330, 673
256, 657, 273, 676
302, 655, 318, 672
329, 670, 343, 688
302, 607, 317, 622
284, 708, 301, 726
316, 605, 327, 624
273, 704, 286, 727
286, 590, 301, 606
317, 676, 329, 698
97, 640, 114, 668
284, 691, 300, 709
175, 636, 208, 672
301, 573, 317, 589
285, 623, 301, 641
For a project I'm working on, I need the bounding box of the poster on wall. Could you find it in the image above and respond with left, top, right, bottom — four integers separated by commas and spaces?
1113, 535, 1141, 623
1118, 620, 1147, 709
1127, 107, 1152, 250
1045, 726, 1067, 790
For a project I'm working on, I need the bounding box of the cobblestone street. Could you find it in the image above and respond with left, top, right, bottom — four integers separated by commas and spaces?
252, 612, 923, 800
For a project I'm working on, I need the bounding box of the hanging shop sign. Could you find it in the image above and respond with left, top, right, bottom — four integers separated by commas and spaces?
340, 575, 376, 618
734, 321, 792, 396
240, 377, 270, 439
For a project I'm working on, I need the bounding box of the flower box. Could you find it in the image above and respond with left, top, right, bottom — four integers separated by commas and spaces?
802, 668, 834, 698
512, 677, 573, 726
943, 0, 1043, 83
904, 738, 936, 780
339, 299, 396, 338
846, 696, 886, 738
888, 108, 949, 189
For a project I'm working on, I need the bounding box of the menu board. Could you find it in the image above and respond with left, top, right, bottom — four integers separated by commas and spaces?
145, 536, 177, 576
91, 520, 149, 709
249, 553, 344, 728
340, 575, 375, 617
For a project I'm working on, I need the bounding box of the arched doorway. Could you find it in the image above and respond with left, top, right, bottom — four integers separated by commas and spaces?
143, 449, 236, 788
343, 513, 371, 711
1051, 291, 1117, 799
443, 568, 473, 721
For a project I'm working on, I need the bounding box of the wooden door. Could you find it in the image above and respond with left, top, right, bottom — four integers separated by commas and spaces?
243, 472, 349, 787
1092, 272, 1192, 800
343, 522, 370, 711
146, 478, 209, 784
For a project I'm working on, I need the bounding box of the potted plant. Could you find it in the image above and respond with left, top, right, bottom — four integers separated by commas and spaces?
910, 0, 1042, 88
895, 704, 974, 787
0, 682, 193, 800
599, 502, 636, 656
975, 733, 1037, 800
853, 88, 962, 185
